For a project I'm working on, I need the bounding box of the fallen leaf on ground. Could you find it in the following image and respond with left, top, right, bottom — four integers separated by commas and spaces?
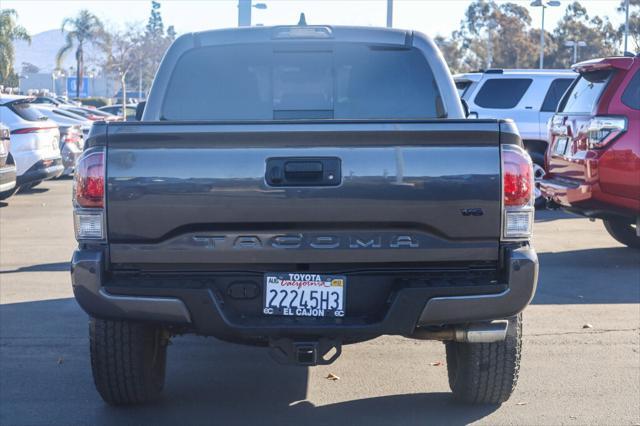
325, 373, 340, 381
582, 324, 593, 329
430, 361, 443, 366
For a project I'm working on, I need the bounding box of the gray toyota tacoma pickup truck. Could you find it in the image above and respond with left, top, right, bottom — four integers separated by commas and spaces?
71, 24, 538, 406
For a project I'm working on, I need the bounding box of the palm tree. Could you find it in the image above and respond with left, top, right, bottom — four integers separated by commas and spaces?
55, 10, 104, 98
0, 9, 30, 86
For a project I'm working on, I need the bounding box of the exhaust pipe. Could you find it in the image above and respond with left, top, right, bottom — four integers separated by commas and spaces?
413, 320, 508, 343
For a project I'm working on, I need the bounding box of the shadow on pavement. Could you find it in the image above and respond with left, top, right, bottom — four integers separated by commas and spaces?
0, 298, 498, 426
534, 209, 578, 222
533, 247, 640, 304
0, 261, 70, 274
16, 186, 49, 195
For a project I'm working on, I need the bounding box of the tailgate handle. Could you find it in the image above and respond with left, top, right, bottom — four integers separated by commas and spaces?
285, 161, 323, 177
266, 157, 341, 187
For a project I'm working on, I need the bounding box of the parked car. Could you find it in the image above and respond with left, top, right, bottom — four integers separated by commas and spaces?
98, 104, 137, 121
113, 90, 145, 104
60, 106, 118, 122
33, 107, 86, 175
455, 69, 577, 206
71, 25, 538, 406
34, 105, 92, 137
540, 55, 640, 248
0, 123, 17, 200
31, 96, 64, 107
57, 125, 83, 175
0, 95, 63, 190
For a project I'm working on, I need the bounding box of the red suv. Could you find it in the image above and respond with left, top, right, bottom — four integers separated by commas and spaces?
540, 55, 640, 248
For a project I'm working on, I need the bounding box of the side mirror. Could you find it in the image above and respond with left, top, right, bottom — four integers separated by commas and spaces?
135, 101, 146, 121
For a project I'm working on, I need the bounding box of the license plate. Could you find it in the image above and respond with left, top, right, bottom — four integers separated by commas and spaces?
263, 273, 346, 318
554, 137, 569, 155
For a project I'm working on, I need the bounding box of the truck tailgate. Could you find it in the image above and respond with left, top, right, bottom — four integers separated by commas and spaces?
105, 120, 502, 266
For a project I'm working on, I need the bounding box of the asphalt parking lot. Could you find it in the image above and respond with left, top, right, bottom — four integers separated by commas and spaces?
1, 179, 639, 426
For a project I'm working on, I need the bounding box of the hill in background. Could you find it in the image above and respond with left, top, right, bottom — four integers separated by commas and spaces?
14, 29, 104, 74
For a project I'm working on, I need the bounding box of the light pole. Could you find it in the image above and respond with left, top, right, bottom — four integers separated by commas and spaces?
87, 70, 95, 98
238, 1, 267, 27
565, 40, 587, 64
51, 69, 63, 95
623, 0, 630, 53
531, 0, 561, 69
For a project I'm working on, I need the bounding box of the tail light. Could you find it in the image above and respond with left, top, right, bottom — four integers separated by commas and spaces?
10, 126, 57, 134
73, 149, 105, 240
62, 128, 82, 150
62, 130, 81, 145
586, 116, 626, 149
501, 144, 534, 240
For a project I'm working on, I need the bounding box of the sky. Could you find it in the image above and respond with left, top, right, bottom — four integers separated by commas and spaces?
2, 0, 628, 39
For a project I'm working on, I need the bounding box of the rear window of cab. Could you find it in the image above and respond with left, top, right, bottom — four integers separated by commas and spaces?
161, 42, 445, 121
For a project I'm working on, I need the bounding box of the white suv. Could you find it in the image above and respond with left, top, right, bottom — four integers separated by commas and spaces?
0, 95, 63, 191
455, 69, 576, 205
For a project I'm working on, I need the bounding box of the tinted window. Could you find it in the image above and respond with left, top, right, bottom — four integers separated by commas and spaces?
540, 78, 574, 112
456, 81, 471, 97
474, 78, 532, 109
560, 70, 612, 114
621, 69, 640, 110
162, 43, 443, 120
8, 102, 47, 122
54, 109, 84, 120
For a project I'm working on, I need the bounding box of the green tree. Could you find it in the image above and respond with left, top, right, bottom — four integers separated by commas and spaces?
139, 1, 175, 94
618, 0, 640, 53
0, 9, 30, 87
56, 10, 105, 98
455, 1, 538, 70
547, 2, 619, 67
434, 35, 465, 73
146, 1, 164, 38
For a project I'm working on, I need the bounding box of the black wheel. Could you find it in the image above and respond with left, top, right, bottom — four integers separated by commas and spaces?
445, 314, 522, 404
603, 218, 640, 249
89, 318, 168, 405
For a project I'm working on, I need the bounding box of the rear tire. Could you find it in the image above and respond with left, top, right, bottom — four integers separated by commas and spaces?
445, 314, 522, 404
528, 151, 546, 209
89, 318, 168, 405
603, 218, 640, 249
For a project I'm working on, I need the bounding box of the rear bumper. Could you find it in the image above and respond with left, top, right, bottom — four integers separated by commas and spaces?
0, 164, 17, 193
71, 246, 538, 342
539, 176, 591, 207
16, 158, 64, 187
540, 177, 639, 220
